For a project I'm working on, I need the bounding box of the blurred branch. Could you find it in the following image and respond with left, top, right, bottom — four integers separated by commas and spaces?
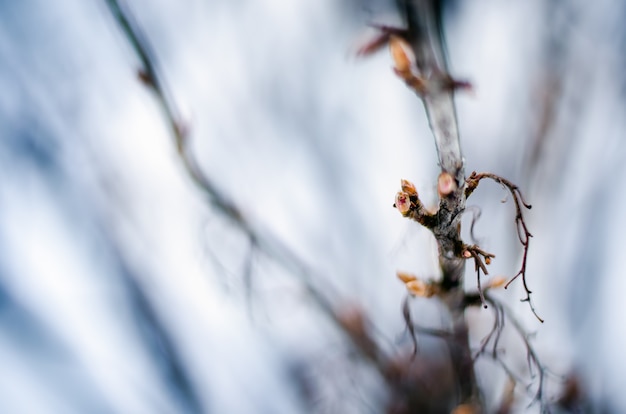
467, 291, 550, 409
103, 0, 241, 223
103, 0, 400, 402
106, 0, 546, 411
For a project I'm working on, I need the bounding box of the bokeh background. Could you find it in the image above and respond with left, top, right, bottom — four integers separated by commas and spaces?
1, 0, 625, 412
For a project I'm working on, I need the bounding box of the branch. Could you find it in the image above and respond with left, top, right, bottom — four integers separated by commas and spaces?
466, 172, 542, 322
396, 0, 467, 183
391, 0, 479, 406
465, 291, 551, 408
103, 0, 242, 224
361, 1, 543, 409
461, 244, 495, 309
103, 0, 395, 383
359, 2, 471, 286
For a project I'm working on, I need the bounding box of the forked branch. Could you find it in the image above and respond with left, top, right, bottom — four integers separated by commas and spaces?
467, 292, 551, 409
466, 171, 542, 322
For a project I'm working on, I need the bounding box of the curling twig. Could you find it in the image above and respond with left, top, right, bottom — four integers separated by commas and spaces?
466, 171, 542, 322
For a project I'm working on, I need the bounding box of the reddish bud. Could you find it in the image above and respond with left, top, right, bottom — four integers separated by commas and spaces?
438, 172, 457, 197
395, 192, 411, 215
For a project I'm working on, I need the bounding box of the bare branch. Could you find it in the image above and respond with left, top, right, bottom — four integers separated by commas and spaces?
466, 172, 542, 322
387, 0, 480, 406
103, 0, 396, 383
396, 0, 466, 182
468, 292, 550, 408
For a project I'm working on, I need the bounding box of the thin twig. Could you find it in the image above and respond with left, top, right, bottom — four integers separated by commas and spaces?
401, 296, 419, 357
463, 244, 495, 309
103, 0, 394, 380
469, 293, 550, 408
466, 171, 542, 322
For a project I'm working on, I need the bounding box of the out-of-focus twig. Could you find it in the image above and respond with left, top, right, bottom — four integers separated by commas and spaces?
104, 0, 241, 223
467, 291, 550, 408
103, 0, 394, 386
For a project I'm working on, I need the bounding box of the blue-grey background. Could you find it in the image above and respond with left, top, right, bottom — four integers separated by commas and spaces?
1, 0, 625, 412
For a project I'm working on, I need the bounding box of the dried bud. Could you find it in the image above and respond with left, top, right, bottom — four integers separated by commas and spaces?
437, 172, 457, 197
389, 36, 413, 74
395, 192, 411, 215
485, 256, 492, 265
405, 279, 428, 297
400, 179, 418, 196
396, 271, 417, 284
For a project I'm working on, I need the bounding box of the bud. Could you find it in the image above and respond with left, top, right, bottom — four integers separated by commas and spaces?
396, 271, 417, 284
389, 36, 413, 74
406, 279, 436, 297
395, 192, 411, 215
438, 172, 457, 197
406, 279, 428, 297
400, 179, 418, 196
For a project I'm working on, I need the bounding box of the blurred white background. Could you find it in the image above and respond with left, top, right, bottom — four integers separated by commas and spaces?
1, 0, 625, 412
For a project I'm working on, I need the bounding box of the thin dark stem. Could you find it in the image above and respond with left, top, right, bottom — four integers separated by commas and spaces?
402, 296, 419, 357
470, 293, 550, 408
466, 171, 542, 322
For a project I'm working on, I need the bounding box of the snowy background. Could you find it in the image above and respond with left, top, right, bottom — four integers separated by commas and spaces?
1, 0, 625, 412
